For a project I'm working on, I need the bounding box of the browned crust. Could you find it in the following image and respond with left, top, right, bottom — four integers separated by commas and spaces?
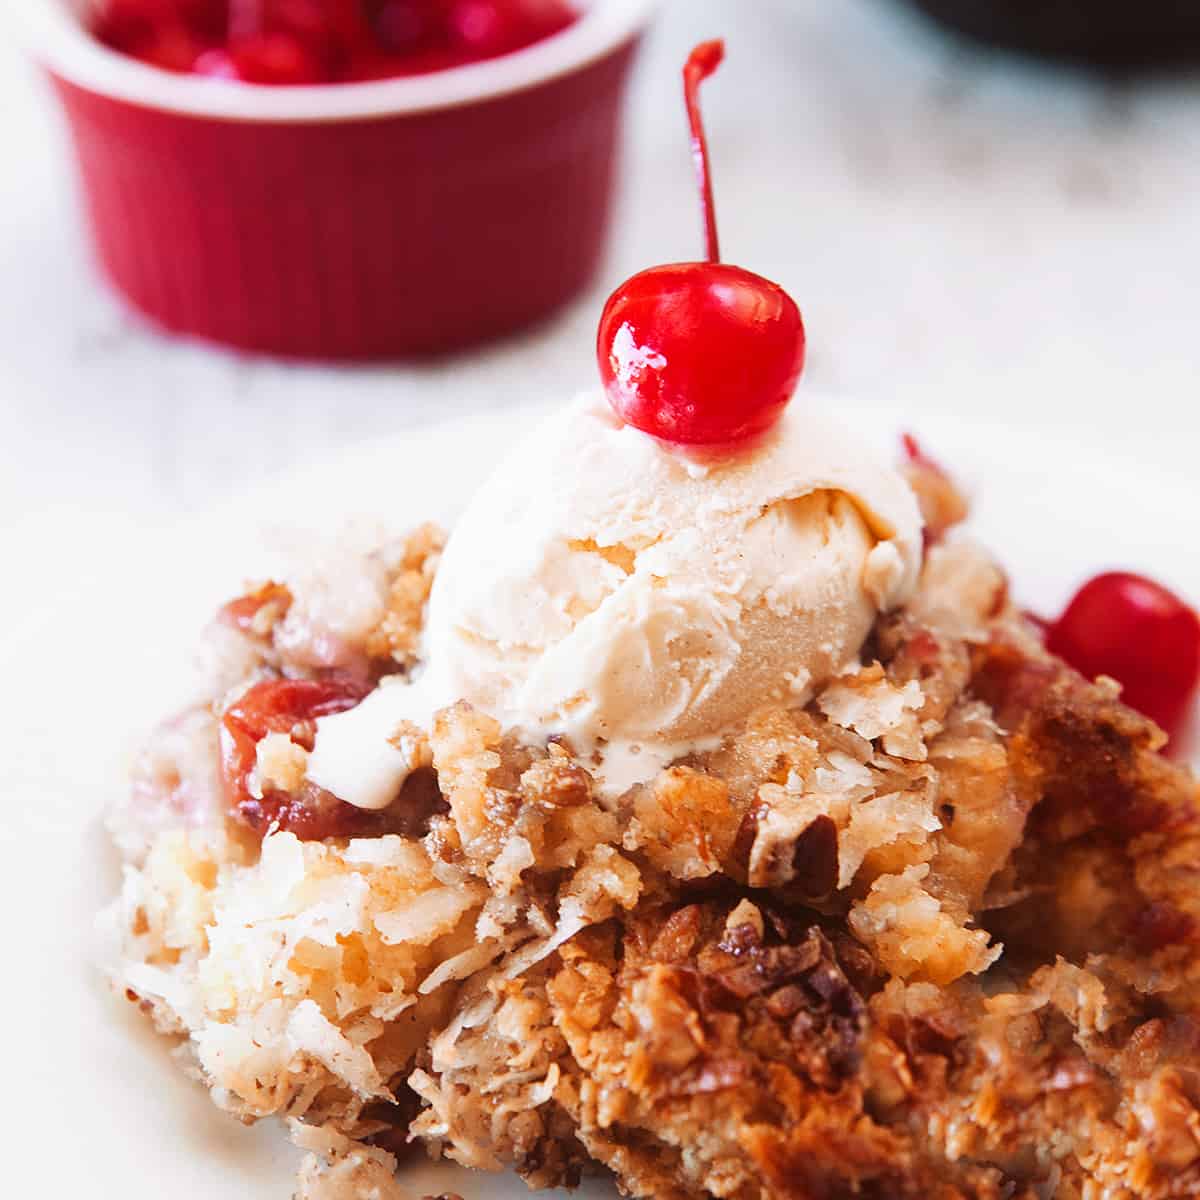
114, 523, 1200, 1200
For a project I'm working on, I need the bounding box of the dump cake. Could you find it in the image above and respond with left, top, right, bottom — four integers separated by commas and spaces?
102, 40, 1200, 1200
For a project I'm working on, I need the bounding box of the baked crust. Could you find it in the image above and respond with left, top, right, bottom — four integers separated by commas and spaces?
103, 518, 1200, 1199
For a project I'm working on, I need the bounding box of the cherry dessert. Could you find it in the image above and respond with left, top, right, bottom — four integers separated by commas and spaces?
93, 0, 579, 85
1044, 572, 1200, 740
598, 41, 806, 447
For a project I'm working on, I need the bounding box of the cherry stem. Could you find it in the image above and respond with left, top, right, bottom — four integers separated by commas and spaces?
683, 40, 725, 265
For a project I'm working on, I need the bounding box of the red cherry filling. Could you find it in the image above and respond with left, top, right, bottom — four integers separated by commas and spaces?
93, 0, 225, 67
597, 40, 806, 448
193, 48, 241, 76
230, 32, 330, 83
92, 0, 578, 83
220, 676, 447, 840
1044, 572, 1200, 739
220, 676, 370, 838
218, 580, 294, 635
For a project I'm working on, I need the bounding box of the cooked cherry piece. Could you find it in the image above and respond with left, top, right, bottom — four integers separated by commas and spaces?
1045, 572, 1200, 739
221, 676, 370, 837
597, 41, 806, 447
229, 32, 329, 83
92, 0, 578, 83
221, 677, 448, 839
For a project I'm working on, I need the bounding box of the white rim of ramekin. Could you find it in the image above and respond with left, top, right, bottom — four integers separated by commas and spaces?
8, 0, 660, 122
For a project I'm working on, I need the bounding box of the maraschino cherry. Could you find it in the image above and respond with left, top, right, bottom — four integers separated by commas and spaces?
1045, 572, 1200, 739
597, 41, 806, 447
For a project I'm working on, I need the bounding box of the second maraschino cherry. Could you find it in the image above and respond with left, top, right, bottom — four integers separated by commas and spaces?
597, 41, 806, 447
1045, 572, 1200, 740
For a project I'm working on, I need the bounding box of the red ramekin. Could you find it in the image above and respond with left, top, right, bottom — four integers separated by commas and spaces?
19, 1, 656, 360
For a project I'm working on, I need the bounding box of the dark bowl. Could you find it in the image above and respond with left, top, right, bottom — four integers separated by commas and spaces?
900, 0, 1200, 69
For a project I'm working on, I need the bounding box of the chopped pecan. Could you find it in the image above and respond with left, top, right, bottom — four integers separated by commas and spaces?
520, 756, 593, 809
651, 904, 705, 963
791, 815, 839, 899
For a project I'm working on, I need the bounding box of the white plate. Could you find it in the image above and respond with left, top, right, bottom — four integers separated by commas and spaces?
2, 402, 1196, 1197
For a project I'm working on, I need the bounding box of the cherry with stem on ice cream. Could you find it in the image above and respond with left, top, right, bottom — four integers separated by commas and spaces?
1044, 572, 1200, 741
597, 40, 807, 447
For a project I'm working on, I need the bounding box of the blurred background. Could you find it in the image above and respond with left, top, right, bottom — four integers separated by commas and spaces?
2, 0, 1198, 644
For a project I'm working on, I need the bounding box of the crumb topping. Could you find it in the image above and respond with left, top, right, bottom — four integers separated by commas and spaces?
104, 506, 1200, 1200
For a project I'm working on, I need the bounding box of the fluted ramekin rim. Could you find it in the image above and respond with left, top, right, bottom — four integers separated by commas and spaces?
13, 0, 660, 122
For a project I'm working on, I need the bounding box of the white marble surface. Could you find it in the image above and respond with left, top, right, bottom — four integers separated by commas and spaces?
1, 0, 1198, 635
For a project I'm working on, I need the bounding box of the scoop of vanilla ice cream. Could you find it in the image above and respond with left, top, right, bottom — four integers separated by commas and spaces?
308, 394, 923, 808
426, 394, 921, 747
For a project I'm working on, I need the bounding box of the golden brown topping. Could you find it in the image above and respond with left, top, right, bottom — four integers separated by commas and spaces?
115, 520, 1200, 1200
365, 523, 445, 667
519, 756, 593, 810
